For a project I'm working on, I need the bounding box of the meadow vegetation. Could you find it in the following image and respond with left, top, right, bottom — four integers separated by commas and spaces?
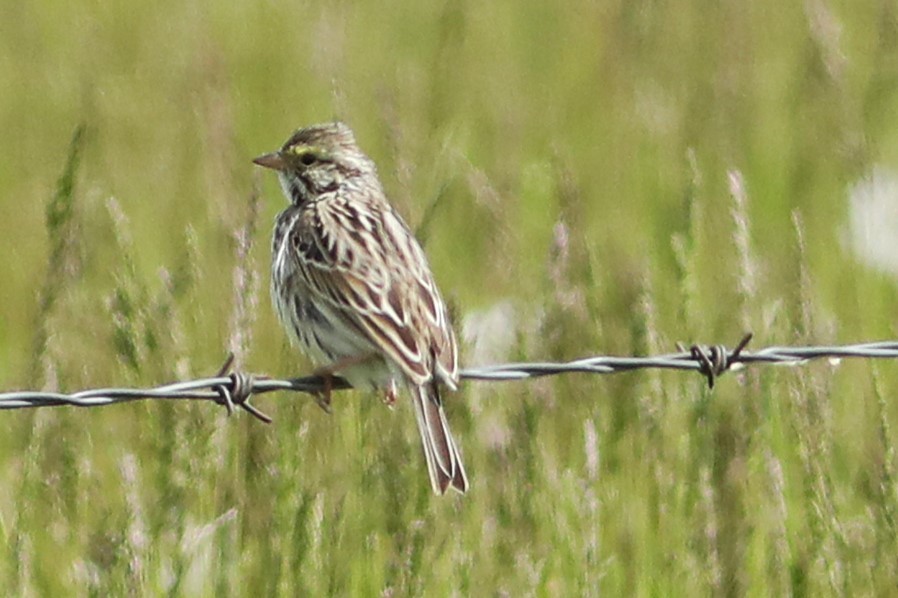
1, 0, 897, 594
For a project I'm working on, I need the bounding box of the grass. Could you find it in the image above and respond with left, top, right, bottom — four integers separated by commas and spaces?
1, 0, 898, 594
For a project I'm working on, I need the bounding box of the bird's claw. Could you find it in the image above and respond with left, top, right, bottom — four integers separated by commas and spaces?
313, 391, 333, 414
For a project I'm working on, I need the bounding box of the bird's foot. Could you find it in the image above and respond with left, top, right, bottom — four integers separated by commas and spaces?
382, 382, 398, 409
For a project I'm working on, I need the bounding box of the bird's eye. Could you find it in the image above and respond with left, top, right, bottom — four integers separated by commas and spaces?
299, 152, 316, 166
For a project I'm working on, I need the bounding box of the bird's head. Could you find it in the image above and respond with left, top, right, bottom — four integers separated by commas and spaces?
253, 122, 374, 205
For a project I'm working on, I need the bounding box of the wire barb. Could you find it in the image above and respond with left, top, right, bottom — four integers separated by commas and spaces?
678, 333, 753, 388
212, 353, 272, 424
215, 353, 237, 415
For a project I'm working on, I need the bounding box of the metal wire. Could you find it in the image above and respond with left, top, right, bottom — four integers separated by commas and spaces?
3, 333, 897, 423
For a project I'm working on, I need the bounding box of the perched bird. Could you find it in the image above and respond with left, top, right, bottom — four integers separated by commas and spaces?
254, 122, 468, 494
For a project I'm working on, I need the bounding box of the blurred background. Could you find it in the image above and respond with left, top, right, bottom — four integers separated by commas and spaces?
1, 0, 897, 594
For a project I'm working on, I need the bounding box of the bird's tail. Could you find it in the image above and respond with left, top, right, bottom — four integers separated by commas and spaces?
411, 383, 468, 494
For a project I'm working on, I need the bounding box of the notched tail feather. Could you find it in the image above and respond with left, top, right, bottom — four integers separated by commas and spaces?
412, 383, 468, 494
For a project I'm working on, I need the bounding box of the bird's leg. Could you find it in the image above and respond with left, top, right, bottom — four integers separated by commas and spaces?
312, 353, 378, 413
382, 379, 398, 408
312, 387, 333, 414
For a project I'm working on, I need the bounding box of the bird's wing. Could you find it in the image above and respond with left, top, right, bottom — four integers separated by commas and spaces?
292, 194, 458, 386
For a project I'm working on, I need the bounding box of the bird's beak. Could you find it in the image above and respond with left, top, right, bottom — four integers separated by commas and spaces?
253, 152, 286, 170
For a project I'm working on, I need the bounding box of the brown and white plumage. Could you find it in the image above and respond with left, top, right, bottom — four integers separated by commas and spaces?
255, 122, 468, 494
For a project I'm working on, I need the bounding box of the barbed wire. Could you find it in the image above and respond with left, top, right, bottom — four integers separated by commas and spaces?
3, 334, 898, 423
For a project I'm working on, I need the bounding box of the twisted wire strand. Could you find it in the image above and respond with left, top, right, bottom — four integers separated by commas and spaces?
3, 334, 898, 423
